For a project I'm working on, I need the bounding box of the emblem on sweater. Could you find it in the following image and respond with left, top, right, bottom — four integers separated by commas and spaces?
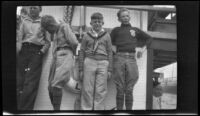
130, 30, 136, 37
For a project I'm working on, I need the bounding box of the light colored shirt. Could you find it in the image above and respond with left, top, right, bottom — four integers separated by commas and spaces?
90, 28, 105, 38
52, 23, 79, 54
17, 16, 50, 53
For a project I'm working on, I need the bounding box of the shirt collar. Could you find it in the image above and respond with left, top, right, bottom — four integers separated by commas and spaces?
121, 23, 131, 27
90, 28, 105, 37
24, 15, 41, 23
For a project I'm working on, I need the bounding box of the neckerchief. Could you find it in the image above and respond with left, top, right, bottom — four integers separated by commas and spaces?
87, 29, 107, 54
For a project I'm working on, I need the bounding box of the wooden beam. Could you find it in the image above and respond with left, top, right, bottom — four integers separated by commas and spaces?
154, 64, 162, 67
154, 52, 177, 57
146, 31, 177, 40
140, 11, 148, 31
154, 50, 177, 58
154, 49, 177, 54
80, 6, 86, 26
71, 25, 177, 40
153, 65, 164, 69
153, 63, 170, 68
151, 38, 177, 51
154, 59, 175, 63
153, 66, 162, 69
154, 60, 176, 65
155, 56, 177, 60
153, 61, 171, 64
148, 11, 157, 30
153, 61, 177, 65
86, 5, 176, 13
154, 61, 170, 65
154, 58, 177, 63
155, 18, 176, 24
146, 48, 154, 109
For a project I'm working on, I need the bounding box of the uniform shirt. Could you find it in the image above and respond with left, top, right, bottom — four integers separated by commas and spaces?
17, 15, 50, 53
52, 23, 79, 54
79, 29, 113, 72
110, 23, 152, 53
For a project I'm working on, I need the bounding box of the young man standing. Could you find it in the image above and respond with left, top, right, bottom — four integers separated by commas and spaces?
110, 8, 152, 110
41, 15, 79, 110
17, 6, 50, 110
79, 12, 113, 110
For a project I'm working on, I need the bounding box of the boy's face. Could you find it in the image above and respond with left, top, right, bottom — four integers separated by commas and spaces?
44, 23, 57, 34
90, 19, 104, 32
118, 11, 130, 24
29, 6, 41, 18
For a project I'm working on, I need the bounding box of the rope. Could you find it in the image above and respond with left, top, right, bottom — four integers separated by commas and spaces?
63, 6, 74, 25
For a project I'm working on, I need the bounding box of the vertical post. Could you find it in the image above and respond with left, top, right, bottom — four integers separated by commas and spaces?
80, 6, 84, 26
146, 48, 154, 109
139, 11, 148, 31
79, 6, 84, 41
142, 11, 148, 31
77, 6, 86, 54
80, 5, 86, 30
139, 11, 143, 30
139, 10, 150, 109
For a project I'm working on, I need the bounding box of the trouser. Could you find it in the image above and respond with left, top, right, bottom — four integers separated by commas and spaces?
48, 48, 74, 110
48, 86, 62, 110
81, 57, 109, 110
17, 42, 43, 110
113, 53, 139, 110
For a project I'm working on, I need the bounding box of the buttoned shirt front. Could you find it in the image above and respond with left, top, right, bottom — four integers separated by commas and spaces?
17, 15, 50, 53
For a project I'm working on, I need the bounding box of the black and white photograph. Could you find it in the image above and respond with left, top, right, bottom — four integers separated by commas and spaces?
2, 1, 198, 115
15, 5, 177, 110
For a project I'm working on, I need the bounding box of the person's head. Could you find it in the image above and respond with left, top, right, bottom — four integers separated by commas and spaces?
41, 15, 58, 34
90, 12, 104, 32
117, 8, 130, 24
29, 6, 42, 18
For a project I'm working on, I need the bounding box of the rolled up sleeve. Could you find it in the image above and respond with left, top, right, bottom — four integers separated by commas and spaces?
39, 29, 50, 53
17, 21, 25, 42
136, 28, 153, 48
63, 24, 79, 53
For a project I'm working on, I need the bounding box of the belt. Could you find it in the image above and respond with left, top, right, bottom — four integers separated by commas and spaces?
22, 42, 43, 48
56, 46, 70, 51
116, 52, 135, 56
23, 42, 35, 46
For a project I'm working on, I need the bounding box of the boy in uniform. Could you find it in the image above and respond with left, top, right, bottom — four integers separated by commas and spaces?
111, 8, 152, 110
79, 12, 113, 110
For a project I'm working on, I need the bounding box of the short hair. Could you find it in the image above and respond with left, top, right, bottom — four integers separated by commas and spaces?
41, 15, 56, 29
29, 6, 42, 11
91, 12, 103, 20
117, 8, 130, 18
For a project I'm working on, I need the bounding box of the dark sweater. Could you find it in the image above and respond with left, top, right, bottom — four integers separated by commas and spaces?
110, 23, 152, 53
